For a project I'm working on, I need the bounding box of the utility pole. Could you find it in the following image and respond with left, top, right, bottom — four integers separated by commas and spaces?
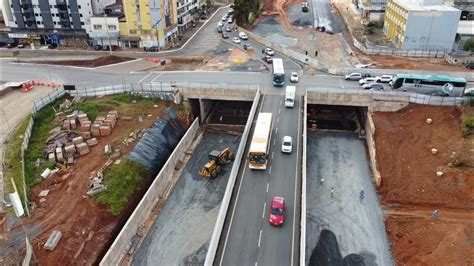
104, 16, 113, 55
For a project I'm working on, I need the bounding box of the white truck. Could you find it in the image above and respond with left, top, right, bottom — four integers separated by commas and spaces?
285, 86, 296, 108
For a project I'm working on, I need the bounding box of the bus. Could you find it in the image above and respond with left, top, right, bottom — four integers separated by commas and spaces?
390, 74, 467, 97
248, 112, 273, 170
272, 58, 285, 87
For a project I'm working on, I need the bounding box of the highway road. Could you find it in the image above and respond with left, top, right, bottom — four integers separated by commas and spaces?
217, 93, 302, 265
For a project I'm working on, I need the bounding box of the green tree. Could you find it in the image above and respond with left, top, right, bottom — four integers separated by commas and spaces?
463, 38, 474, 51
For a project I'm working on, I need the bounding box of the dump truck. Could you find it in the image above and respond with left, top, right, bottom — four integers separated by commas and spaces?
199, 148, 234, 178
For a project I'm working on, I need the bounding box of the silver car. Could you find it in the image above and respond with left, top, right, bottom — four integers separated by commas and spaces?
344, 73, 363, 81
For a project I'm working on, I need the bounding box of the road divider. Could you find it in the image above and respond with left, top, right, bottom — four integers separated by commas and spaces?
300, 93, 308, 266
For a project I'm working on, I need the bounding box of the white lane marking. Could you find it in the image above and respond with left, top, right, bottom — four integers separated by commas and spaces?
271, 152, 274, 160
339, 78, 345, 89
266, 182, 269, 192
291, 96, 302, 265
277, 117, 280, 124
258, 230, 263, 247
275, 127, 278, 134
279, 108, 281, 114
137, 72, 153, 84
262, 202, 266, 218
221, 160, 248, 264
269, 166, 272, 175
255, 262, 258, 266
273, 139, 276, 146
150, 72, 164, 83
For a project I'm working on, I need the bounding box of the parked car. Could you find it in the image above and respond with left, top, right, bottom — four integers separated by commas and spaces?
344, 72, 363, 81
359, 77, 377, 85
94, 44, 103, 50
226, 26, 232, 32
376, 75, 393, 83
243, 43, 253, 50
263, 55, 273, 64
239, 32, 248, 40
6, 43, 17, 48
222, 15, 227, 21
218, 21, 224, 27
102, 45, 110, 51
47, 43, 58, 49
17, 43, 26, 48
264, 47, 274, 56
301, 2, 309, 12
227, 17, 233, 23
463, 87, 474, 96
362, 82, 384, 90
217, 26, 223, 33
269, 196, 285, 226
232, 37, 241, 44
465, 62, 474, 69
221, 32, 229, 39
110, 45, 119, 51
290, 72, 299, 83
144, 46, 158, 52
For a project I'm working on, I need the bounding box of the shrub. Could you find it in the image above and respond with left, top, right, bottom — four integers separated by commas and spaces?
464, 117, 474, 128
463, 38, 474, 52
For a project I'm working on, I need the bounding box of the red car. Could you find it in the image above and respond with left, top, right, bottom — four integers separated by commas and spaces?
222, 32, 229, 39
263, 55, 273, 64
269, 196, 285, 226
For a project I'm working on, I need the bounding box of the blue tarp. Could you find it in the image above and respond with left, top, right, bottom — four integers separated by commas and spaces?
127, 108, 185, 176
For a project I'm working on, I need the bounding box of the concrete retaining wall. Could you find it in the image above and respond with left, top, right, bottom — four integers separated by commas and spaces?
100, 118, 200, 266
300, 93, 308, 266
204, 90, 261, 265
364, 112, 382, 187
179, 86, 258, 101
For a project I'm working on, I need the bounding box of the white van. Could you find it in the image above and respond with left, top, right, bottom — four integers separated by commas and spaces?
239, 32, 248, 40
285, 86, 296, 108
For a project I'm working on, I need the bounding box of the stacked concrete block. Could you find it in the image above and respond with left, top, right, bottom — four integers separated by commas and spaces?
95, 116, 106, 124
48, 153, 56, 162
108, 110, 119, 119
72, 136, 84, 145
104, 118, 116, 128
81, 131, 91, 140
62, 120, 71, 130
44, 230, 62, 251
86, 138, 98, 146
64, 144, 76, 154
91, 124, 101, 137
80, 121, 91, 132
76, 143, 90, 155
77, 114, 88, 123
56, 147, 64, 162
66, 114, 76, 120
70, 119, 77, 129
100, 125, 111, 136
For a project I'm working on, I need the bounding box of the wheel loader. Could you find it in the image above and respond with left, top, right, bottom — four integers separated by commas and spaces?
199, 148, 235, 178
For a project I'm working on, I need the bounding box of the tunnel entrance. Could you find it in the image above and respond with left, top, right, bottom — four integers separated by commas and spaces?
307, 105, 367, 132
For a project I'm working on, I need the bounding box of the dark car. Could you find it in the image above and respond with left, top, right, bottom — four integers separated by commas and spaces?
465, 62, 474, 69
102, 45, 110, 51
110, 45, 119, 51
6, 43, 17, 48
217, 26, 223, 33
243, 44, 253, 50
48, 43, 58, 49
221, 32, 229, 39
226, 26, 232, 32
94, 44, 102, 50
144, 46, 159, 52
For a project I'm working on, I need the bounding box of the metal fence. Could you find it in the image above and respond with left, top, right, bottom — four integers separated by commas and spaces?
354, 39, 447, 58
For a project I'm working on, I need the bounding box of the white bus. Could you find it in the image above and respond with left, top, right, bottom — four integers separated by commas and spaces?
285, 86, 296, 108
248, 113, 273, 170
272, 58, 285, 87
390, 74, 467, 97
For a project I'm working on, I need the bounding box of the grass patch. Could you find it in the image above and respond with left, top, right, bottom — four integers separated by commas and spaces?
3, 116, 31, 203
464, 117, 474, 128
95, 160, 148, 215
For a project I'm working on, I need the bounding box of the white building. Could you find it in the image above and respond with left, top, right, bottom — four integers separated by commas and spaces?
87, 14, 121, 46
177, 0, 198, 34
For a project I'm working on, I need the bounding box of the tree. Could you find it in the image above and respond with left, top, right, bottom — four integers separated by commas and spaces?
463, 38, 474, 52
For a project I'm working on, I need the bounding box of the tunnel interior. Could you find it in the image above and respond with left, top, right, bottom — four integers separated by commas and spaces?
307, 105, 367, 132
187, 98, 252, 126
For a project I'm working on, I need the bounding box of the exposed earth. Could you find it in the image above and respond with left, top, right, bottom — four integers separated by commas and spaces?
372, 104, 474, 265
24, 56, 133, 68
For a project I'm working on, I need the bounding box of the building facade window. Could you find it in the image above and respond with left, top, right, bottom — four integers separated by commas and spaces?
108, 25, 116, 30
93, 24, 102, 30
78, 5, 81, 8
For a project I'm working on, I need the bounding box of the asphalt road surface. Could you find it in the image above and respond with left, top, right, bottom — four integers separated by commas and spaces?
217, 93, 302, 265
309, 0, 345, 33
306, 131, 394, 265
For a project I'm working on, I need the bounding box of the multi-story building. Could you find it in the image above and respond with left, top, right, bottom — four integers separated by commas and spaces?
177, 0, 198, 34
1, 0, 98, 46
88, 14, 121, 46
383, 0, 461, 51
120, 0, 177, 49
359, 0, 387, 23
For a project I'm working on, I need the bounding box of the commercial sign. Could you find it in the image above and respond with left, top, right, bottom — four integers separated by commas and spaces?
8, 33, 29, 38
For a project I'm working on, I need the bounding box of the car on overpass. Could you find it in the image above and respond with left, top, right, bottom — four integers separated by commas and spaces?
376, 75, 394, 83
269, 197, 285, 226
345, 72, 363, 81
281, 136, 293, 153
359, 77, 377, 85
362, 82, 384, 90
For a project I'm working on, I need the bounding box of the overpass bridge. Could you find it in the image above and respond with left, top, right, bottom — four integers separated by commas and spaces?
100, 83, 465, 266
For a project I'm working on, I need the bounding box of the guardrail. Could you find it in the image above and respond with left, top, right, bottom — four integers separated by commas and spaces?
100, 118, 200, 265
204, 89, 261, 265
300, 93, 308, 266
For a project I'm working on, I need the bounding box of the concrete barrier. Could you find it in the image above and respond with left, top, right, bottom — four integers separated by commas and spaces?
177, 84, 258, 101
300, 93, 308, 266
204, 90, 261, 265
364, 113, 382, 187
100, 118, 200, 266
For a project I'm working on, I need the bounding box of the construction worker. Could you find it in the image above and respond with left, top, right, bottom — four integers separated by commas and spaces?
360, 190, 365, 203
330, 187, 335, 197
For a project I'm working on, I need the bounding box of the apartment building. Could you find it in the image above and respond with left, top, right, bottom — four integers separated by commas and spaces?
177, 0, 198, 34
120, 0, 177, 48
1, 0, 98, 46
359, 0, 387, 23
383, 0, 461, 50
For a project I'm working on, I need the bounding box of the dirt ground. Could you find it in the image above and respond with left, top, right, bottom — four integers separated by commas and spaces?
31, 56, 133, 68
2, 98, 184, 265
372, 104, 474, 265
359, 56, 472, 72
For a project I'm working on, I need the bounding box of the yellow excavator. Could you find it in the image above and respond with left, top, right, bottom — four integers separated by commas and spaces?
199, 148, 235, 178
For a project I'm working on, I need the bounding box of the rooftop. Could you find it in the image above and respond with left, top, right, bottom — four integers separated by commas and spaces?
395, 0, 461, 12
458, 20, 474, 35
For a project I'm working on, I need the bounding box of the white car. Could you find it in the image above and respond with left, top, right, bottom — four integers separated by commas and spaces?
359, 77, 377, 85
281, 136, 293, 154
239, 32, 248, 40
232, 37, 241, 44
264, 48, 274, 56
290, 72, 299, 83
218, 21, 224, 27
222, 15, 227, 21
464, 87, 474, 96
227, 17, 233, 23
344, 73, 363, 81
376, 75, 393, 83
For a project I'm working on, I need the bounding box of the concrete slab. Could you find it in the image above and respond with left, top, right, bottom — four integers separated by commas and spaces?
132, 132, 241, 265
305, 131, 394, 265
